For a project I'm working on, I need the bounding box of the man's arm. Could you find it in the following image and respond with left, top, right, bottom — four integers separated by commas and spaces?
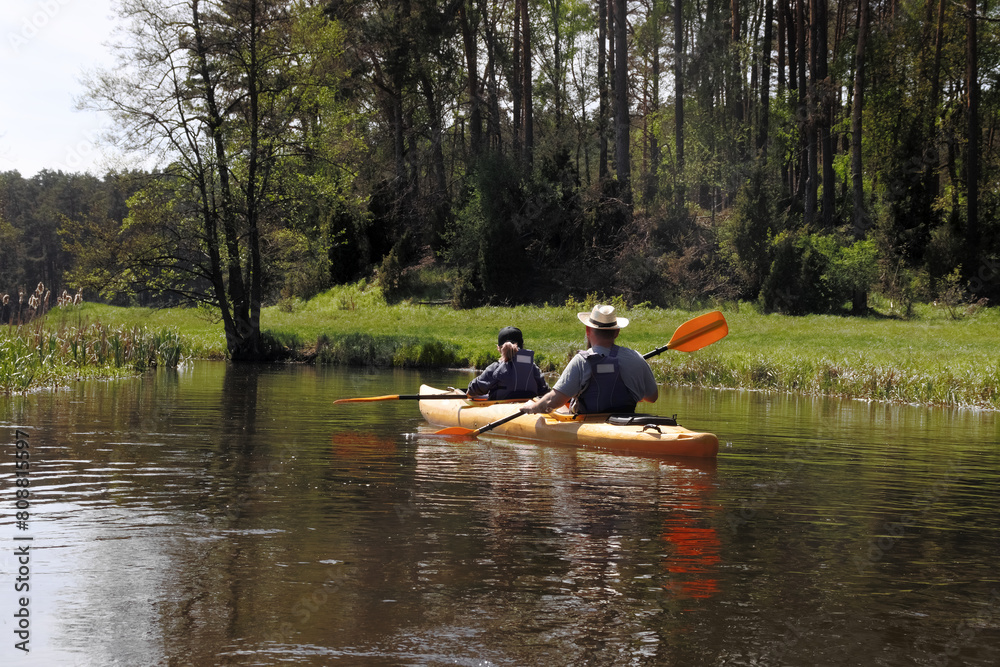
623, 346, 658, 404
521, 389, 571, 414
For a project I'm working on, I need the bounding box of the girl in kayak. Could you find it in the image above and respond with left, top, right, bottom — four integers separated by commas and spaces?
466, 326, 550, 400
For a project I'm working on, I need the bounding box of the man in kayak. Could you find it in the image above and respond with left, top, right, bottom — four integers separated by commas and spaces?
466, 326, 550, 400
521, 304, 658, 414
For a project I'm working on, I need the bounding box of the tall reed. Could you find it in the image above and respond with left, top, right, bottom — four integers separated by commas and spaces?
0, 319, 183, 393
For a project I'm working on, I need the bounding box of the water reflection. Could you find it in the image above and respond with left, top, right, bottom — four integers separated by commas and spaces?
0, 364, 998, 665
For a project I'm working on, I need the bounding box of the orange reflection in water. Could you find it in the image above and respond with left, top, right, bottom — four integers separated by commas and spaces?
661, 476, 721, 599
330, 431, 397, 457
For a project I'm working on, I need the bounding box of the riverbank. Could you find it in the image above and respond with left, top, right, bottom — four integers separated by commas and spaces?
18, 283, 1000, 409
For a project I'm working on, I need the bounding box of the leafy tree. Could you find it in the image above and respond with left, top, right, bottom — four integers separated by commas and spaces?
76, 0, 357, 359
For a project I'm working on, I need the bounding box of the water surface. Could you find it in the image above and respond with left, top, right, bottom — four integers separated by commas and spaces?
1, 362, 998, 665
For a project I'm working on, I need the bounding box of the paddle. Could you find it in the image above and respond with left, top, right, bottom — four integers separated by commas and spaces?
642, 310, 728, 358
334, 392, 467, 404
434, 410, 526, 436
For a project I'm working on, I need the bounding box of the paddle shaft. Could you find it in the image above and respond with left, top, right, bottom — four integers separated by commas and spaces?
474, 410, 525, 435
334, 393, 467, 403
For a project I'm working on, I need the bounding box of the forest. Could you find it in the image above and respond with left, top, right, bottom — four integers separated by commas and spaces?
0, 0, 998, 358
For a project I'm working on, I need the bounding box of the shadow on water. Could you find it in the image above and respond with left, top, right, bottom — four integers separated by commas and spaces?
0, 363, 998, 665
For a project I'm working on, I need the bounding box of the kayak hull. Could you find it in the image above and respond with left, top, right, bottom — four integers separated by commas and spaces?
418, 385, 719, 458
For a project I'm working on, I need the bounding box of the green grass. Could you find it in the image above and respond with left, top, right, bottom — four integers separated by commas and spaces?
23, 284, 1000, 409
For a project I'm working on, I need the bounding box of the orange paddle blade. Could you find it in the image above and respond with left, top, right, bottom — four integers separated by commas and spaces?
333, 394, 401, 403
433, 426, 478, 436
666, 311, 728, 352
434, 410, 526, 437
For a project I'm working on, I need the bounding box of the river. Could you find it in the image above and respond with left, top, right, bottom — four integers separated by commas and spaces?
1, 361, 998, 665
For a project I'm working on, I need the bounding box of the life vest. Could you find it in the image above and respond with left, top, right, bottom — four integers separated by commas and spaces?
574, 345, 637, 413
490, 348, 543, 400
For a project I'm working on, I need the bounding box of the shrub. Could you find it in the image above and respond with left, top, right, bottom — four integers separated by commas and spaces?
719, 166, 786, 299
761, 231, 879, 315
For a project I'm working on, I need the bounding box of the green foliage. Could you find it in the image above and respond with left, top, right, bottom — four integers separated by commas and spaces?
443, 154, 533, 305
374, 246, 406, 302
24, 293, 1000, 409
719, 166, 786, 298
564, 293, 631, 312
314, 333, 461, 367
934, 267, 989, 319
5, 0, 1000, 334
761, 231, 879, 315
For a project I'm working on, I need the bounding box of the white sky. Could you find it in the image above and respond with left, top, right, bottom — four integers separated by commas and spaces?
1, 0, 119, 178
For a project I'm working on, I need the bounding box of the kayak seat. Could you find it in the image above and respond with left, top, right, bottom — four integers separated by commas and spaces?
606, 414, 678, 427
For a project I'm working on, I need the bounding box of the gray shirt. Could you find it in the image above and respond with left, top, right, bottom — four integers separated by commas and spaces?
552, 344, 658, 404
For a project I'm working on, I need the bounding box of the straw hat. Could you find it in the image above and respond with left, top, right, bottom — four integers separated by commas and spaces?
577, 304, 629, 330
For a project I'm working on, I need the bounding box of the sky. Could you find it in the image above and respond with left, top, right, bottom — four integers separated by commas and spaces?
1, 0, 120, 178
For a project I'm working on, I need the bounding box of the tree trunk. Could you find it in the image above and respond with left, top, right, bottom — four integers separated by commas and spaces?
817, 0, 834, 227
614, 0, 632, 206
851, 0, 869, 314
674, 0, 684, 207
599, 0, 609, 178
796, 0, 808, 203
521, 0, 534, 166
549, 0, 564, 127
965, 0, 980, 271
647, 0, 661, 204
458, 0, 483, 156
191, 0, 256, 359
758, 0, 774, 153
777, 0, 786, 90
512, 0, 522, 159
479, 0, 503, 150
804, 0, 817, 225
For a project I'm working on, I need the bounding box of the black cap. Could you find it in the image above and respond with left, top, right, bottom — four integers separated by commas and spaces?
497, 326, 524, 347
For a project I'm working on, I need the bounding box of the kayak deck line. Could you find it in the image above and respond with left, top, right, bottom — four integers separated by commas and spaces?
418, 385, 719, 458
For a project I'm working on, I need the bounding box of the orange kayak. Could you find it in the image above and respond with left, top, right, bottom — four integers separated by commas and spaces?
418, 385, 719, 458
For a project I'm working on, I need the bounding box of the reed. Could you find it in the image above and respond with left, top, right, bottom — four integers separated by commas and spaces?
0, 318, 184, 393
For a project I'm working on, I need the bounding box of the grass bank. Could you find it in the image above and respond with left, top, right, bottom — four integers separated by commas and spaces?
20, 284, 1000, 409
